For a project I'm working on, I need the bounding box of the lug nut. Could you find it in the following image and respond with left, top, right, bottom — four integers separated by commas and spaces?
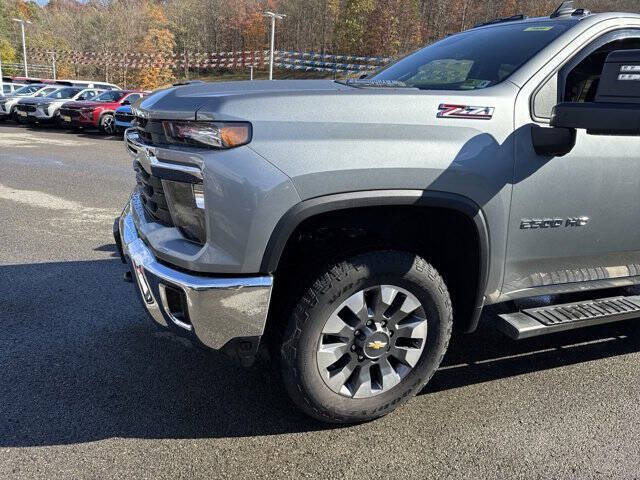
351, 345, 356, 351
389, 330, 394, 337
358, 355, 365, 362
366, 321, 374, 328
354, 330, 361, 337
381, 321, 387, 328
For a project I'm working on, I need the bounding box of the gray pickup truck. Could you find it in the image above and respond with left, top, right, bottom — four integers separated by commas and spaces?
115, 2, 640, 423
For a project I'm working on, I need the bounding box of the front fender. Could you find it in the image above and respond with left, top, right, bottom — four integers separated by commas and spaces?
260, 189, 491, 332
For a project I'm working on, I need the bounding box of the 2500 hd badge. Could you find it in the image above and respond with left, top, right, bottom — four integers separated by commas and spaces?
520, 216, 590, 229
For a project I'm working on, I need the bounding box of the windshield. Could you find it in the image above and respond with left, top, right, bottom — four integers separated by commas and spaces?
35, 87, 57, 97
12, 85, 43, 96
47, 87, 83, 99
94, 90, 127, 102
372, 21, 572, 90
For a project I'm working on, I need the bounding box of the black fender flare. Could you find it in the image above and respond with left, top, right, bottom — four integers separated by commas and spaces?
261, 190, 490, 333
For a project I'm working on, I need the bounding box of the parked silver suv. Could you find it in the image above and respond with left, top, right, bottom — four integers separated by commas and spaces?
15, 87, 103, 125
115, 3, 640, 423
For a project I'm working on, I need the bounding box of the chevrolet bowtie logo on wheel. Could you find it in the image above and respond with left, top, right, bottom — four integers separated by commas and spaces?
367, 340, 387, 350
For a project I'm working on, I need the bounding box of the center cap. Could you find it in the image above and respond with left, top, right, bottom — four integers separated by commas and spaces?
362, 331, 390, 359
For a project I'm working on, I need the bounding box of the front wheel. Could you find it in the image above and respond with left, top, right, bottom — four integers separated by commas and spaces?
280, 250, 453, 424
99, 113, 115, 135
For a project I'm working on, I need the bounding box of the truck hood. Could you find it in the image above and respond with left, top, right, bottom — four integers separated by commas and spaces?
136, 80, 348, 121
135, 79, 518, 127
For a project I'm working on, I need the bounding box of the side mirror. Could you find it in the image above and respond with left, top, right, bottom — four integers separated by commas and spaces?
533, 49, 640, 156
551, 49, 640, 136
532, 125, 576, 157
121, 100, 131, 106
551, 102, 640, 136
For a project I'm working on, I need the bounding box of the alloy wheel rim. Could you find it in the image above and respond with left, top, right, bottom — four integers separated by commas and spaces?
103, 115, 114, 133
316, 285, 428, 399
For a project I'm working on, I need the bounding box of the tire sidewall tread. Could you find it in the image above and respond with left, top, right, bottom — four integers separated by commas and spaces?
280, 250, 453, 424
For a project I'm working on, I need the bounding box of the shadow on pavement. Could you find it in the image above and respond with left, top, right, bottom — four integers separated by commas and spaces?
2, 259, 640, 447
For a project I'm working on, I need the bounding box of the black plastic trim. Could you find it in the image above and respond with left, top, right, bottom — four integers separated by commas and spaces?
150, 164, 202, 184
261, 190, 490, 332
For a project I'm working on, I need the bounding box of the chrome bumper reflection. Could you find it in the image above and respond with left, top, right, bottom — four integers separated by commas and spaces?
118, 201, 273, 351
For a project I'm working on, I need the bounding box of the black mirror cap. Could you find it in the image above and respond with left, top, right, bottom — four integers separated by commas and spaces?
532, 124, 576, 157
551, 102, 640, 135
121, 100, 131, 106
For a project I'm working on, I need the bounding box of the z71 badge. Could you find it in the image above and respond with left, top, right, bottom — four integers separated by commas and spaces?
437, 104, 495, 120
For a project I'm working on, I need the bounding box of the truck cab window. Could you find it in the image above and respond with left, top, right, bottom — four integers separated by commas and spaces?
564, 38, 640, 103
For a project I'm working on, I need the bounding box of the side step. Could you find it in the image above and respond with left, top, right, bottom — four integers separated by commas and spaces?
496, 295, 640, 339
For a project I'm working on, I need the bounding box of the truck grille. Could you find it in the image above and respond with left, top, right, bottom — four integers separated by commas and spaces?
134, 161, 174, 226
133, 117, 172, 146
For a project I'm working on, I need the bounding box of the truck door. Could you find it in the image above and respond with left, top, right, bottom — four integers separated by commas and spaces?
505, 29, 640, 299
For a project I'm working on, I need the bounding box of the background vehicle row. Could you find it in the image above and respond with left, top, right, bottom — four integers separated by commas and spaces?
0, 76, 141, 135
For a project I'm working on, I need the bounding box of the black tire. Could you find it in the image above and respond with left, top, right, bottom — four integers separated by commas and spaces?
99, 113, 115, 135
280, 250, 453, 424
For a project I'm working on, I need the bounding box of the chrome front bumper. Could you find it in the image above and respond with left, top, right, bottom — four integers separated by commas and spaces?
117, 200, 273, 365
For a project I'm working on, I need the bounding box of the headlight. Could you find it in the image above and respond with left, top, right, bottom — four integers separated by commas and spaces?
162, 180, 207, 244
162, 121, 252, 149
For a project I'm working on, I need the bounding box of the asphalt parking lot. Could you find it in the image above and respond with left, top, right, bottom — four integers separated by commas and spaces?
2, 123, 640, 479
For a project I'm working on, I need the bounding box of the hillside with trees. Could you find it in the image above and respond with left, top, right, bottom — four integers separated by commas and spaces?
1, 0, 639, 87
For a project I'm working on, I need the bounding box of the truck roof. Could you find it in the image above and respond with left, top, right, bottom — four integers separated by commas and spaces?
473, 11, 640, 32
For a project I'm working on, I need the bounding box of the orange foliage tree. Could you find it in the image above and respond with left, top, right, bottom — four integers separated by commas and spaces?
136, 2, 176, 90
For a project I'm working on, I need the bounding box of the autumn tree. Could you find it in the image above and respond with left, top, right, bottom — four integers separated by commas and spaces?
136, 2, 176, 90
333, 0, 375, 54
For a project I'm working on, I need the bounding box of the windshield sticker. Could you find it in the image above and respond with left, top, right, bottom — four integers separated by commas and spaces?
460, 79, 492, 89
437, 104, 495, 120
525, 26, 554, 32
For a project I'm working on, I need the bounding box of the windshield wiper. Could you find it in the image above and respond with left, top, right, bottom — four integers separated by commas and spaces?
336, 79, 416, 89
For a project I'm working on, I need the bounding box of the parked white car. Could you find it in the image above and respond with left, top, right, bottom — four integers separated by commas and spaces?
0, 84, 59, 122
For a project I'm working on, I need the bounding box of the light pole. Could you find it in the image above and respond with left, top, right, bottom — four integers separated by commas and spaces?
12, 18, 32, 77
263, 11, 285, 80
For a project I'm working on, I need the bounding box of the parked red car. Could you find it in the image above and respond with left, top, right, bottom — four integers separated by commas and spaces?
59, 90, 144, 134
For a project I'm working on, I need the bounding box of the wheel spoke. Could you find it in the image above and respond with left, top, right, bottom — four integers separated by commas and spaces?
390, 345, 422, 368
325, 359, 357, 394
317, 342, 351, 372
367, 285, 396, 320
351, 364, 374, 398
322, 312, 355, 339
379, 357, 402, 390
386, 294, 422, 327
395, 315, 428, 339
342, 289, 368, 323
